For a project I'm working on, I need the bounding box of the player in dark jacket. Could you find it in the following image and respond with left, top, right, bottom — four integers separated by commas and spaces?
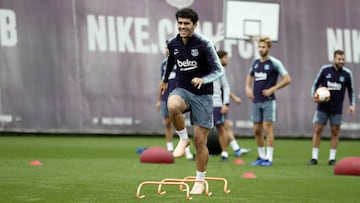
159, 8, 223, 195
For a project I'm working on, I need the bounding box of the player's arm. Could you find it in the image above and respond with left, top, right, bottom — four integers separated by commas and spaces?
193, 41, 224, 89
230, 92, 242, 104
311, 66, 325, 97
263, 61, 291, 97
220, 74, 230, 114
245, 74, 254, 100
346, 73, 356, 114
161, 50, 175, 94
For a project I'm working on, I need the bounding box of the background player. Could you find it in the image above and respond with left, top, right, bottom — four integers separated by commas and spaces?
217, 50, 251, 158
309, 50, 356, 166
245, 36, 291, 167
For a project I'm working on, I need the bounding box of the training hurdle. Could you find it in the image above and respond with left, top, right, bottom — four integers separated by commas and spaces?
136, 181, 192, 200
181, 176, 231, 194
157, 178, 211, 196
136, 176, 230, 200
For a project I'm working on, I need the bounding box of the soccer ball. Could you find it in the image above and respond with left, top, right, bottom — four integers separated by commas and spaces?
315, 87, 330, 102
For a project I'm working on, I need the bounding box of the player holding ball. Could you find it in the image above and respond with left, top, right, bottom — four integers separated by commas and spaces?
309, 50, 356, 166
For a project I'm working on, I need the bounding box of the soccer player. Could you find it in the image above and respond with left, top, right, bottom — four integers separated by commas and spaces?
213, 50, 231, 161
308, 50, 356, 166
245, 36, 291, 167
216, 50, 251, 160
156, 41, 193, 159
159, 8, 223, 194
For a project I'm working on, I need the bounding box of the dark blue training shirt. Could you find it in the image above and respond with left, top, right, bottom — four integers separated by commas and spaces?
311, 65, 355, 114
249, 56, 288, 103
163, 33, 223, 95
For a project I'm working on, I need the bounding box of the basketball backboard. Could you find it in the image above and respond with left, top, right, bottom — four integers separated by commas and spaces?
223, 0, 280, 41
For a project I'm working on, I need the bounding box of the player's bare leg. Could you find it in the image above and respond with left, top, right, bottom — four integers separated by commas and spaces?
190, 125, 209, 194
309, 124, 324, 165
167, 95, 190, 157
329, 125, 340, 165
217, 125, 229, 161
251, 122, 266, 165
262, 121, 274, 165
164, 117, 174, 151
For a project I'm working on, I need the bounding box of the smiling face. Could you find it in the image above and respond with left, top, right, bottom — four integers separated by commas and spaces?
177, 17, 196, 39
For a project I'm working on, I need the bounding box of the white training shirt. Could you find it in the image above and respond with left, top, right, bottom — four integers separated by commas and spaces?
213, 69, 230, 107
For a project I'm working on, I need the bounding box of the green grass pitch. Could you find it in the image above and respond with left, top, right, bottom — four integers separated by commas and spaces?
0, 135, 359, 202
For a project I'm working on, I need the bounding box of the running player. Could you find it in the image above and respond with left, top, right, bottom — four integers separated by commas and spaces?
159, 8, 223, 194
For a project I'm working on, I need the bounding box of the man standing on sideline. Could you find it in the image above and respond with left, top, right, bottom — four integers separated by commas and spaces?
309, 50, 355, 166
245, 36, 291, 167
159, 8, 223, 194
216, 50, 251, 159
156, 41, 193, 159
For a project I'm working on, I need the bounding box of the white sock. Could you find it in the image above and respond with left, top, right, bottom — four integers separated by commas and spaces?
329, 149, 336, 160
266, 147, 274, 162
230, 140, 240, 151
176, 128, 189, 140
312, 148, 319, 160
221, 151, 229, 158
196, 170, 206, 181
166, 142, 173, 151
258, 147, 266, 159
185, 146, 192, 154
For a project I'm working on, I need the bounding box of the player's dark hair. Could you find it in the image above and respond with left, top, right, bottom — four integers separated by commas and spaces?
217, 50, 228, 58
334, 50, 344, 57
176, 8, 198, 24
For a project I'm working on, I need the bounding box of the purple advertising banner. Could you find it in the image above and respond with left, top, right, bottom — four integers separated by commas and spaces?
0, 0, 359, 138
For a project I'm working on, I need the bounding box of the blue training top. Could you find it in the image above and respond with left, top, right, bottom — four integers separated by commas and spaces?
311, 65, 355, 114
163, 33, 223, 95
249, 56, 288, 103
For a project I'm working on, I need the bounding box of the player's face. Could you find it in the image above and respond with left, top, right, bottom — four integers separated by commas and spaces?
334, 54, 345, 69
258, 42, 270, 57
177, 18, 196, 38
220, 55, 229, 67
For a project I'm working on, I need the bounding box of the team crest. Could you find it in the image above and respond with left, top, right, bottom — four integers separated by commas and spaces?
339, 76, 345, 82
264, 64, 270, 70
191, 49, 199, 57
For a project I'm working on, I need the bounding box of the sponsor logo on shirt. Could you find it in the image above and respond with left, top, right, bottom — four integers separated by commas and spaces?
177, 59, 198, 71
327, 81, 342, 90
254, 72, 267, 81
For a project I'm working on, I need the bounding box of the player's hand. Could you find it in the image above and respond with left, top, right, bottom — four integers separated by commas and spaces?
348, 105, 355, 115
159, 81, 168, 95
313, 93, 330, 103
262, 88, 275, 97
191, 77, 204, 89
220, 105, 229, 114
245, 87, 254, 100
155, 101, 161, 112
